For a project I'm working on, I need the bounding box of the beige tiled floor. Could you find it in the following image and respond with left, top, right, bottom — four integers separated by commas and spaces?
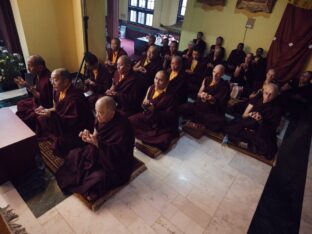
0, 135, 273, 234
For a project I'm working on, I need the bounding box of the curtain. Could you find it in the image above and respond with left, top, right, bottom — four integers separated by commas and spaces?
267, 3, 312, 83
0, 0, 22, 54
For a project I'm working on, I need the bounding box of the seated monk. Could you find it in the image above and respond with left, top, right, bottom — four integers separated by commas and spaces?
133, 45, 162, 91
36, 68, 94, 157
280, 71, 312, 119
192, 31, 207, 56
160, 37, 170, 58
228, 69, 278, 117
84, 52, 112, 108
182, 41, 195, 60
224, 83, 283, 160
163, 41, 182, 70
226, 43, 246, 74
184, 46, 207, 99
178, 65, 230, 131
129, 70, 179, 151
206, 47, 224, 77
209, 36, 226, 60
15, 55, 53, 131
104, 38, 127, 77
106, 55, 144, 117
56, 96, 135, 201
167, 56, 188, 104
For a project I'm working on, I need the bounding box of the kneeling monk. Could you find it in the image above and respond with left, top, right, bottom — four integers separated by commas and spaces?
56, 96, 135, 201
36, 68, 94, 157
129, 70, 179, 151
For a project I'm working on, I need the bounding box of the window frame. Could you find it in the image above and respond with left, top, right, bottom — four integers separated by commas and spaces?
177, 0, 187, 21
128, 0, 154, 27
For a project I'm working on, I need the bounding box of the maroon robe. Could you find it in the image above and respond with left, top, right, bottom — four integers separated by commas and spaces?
135, 55, 163, 90
16, 68, 53, 131
184, 58, 207, 99
56, 112, 135, 200
167, 70, 188, 105
129, 85, 179, 151
178, 77, 230, 131
205, 53, 224, 77
225, 95, 283, 159
226, 49, 246, 72
105, 48, 128, 75
110, 71, 144, 117
86, 63, 112, 108
37, 85, 94, 157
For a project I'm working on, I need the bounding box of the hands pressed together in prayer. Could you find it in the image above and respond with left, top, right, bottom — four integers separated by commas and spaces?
35, 106, 53, 117
14, 76, 27, 87
249, 111, 263, 122
207, 63, 214, 68
79, 129, 98, 147
198, 92, 216, 103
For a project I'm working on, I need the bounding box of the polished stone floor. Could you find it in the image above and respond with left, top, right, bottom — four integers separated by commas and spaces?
0, 87, 311, 234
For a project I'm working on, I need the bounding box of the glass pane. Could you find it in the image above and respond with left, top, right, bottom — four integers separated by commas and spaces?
146, 13, 153, 26
138, 12, 145, 24
139, 0, 146, 8
147, 0, 155, 10
130, 10, 137, 22
130, 0, 137, 6
181, 6, 186, 16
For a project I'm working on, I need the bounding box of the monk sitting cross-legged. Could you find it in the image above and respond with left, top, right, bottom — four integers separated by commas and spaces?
56, 96, 135, 202
15, 55, 53, 131
178, 64, 230, 132
224, 83, 283, 160
105, 55, 144, 117
36, 68, 94, 157
129, 70, 179, 152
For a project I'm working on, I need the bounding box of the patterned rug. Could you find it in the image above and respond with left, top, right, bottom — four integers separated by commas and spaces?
0, 205, 28, 234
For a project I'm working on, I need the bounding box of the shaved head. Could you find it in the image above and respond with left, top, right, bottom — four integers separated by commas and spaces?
27, 55, 46, 75
262, 83, 279, 103
96, 96, 117, 112
95, 96, 116, 123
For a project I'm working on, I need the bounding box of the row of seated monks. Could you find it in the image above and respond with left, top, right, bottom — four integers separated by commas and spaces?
14, 35, 312, 201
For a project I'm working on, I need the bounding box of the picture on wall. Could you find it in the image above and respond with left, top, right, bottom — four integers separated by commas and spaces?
197, 0, 225, 6
236, 0, 277, 13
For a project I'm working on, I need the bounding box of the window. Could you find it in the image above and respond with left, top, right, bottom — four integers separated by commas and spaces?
177, 0, 188, 21
128, 0, 154, 26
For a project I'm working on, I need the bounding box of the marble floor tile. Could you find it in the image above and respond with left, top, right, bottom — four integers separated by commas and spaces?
151, 216, 184, 234
228, 153, 271, 186
172, 194, 212, 229
56, 195, 129, 234
170, 209, 204, 234
128, 218, 157, 234
38, 208, 74, 234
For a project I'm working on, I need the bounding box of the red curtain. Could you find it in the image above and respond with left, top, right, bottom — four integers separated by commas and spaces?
267, 3, 312, 83
0, 0, 22, 54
